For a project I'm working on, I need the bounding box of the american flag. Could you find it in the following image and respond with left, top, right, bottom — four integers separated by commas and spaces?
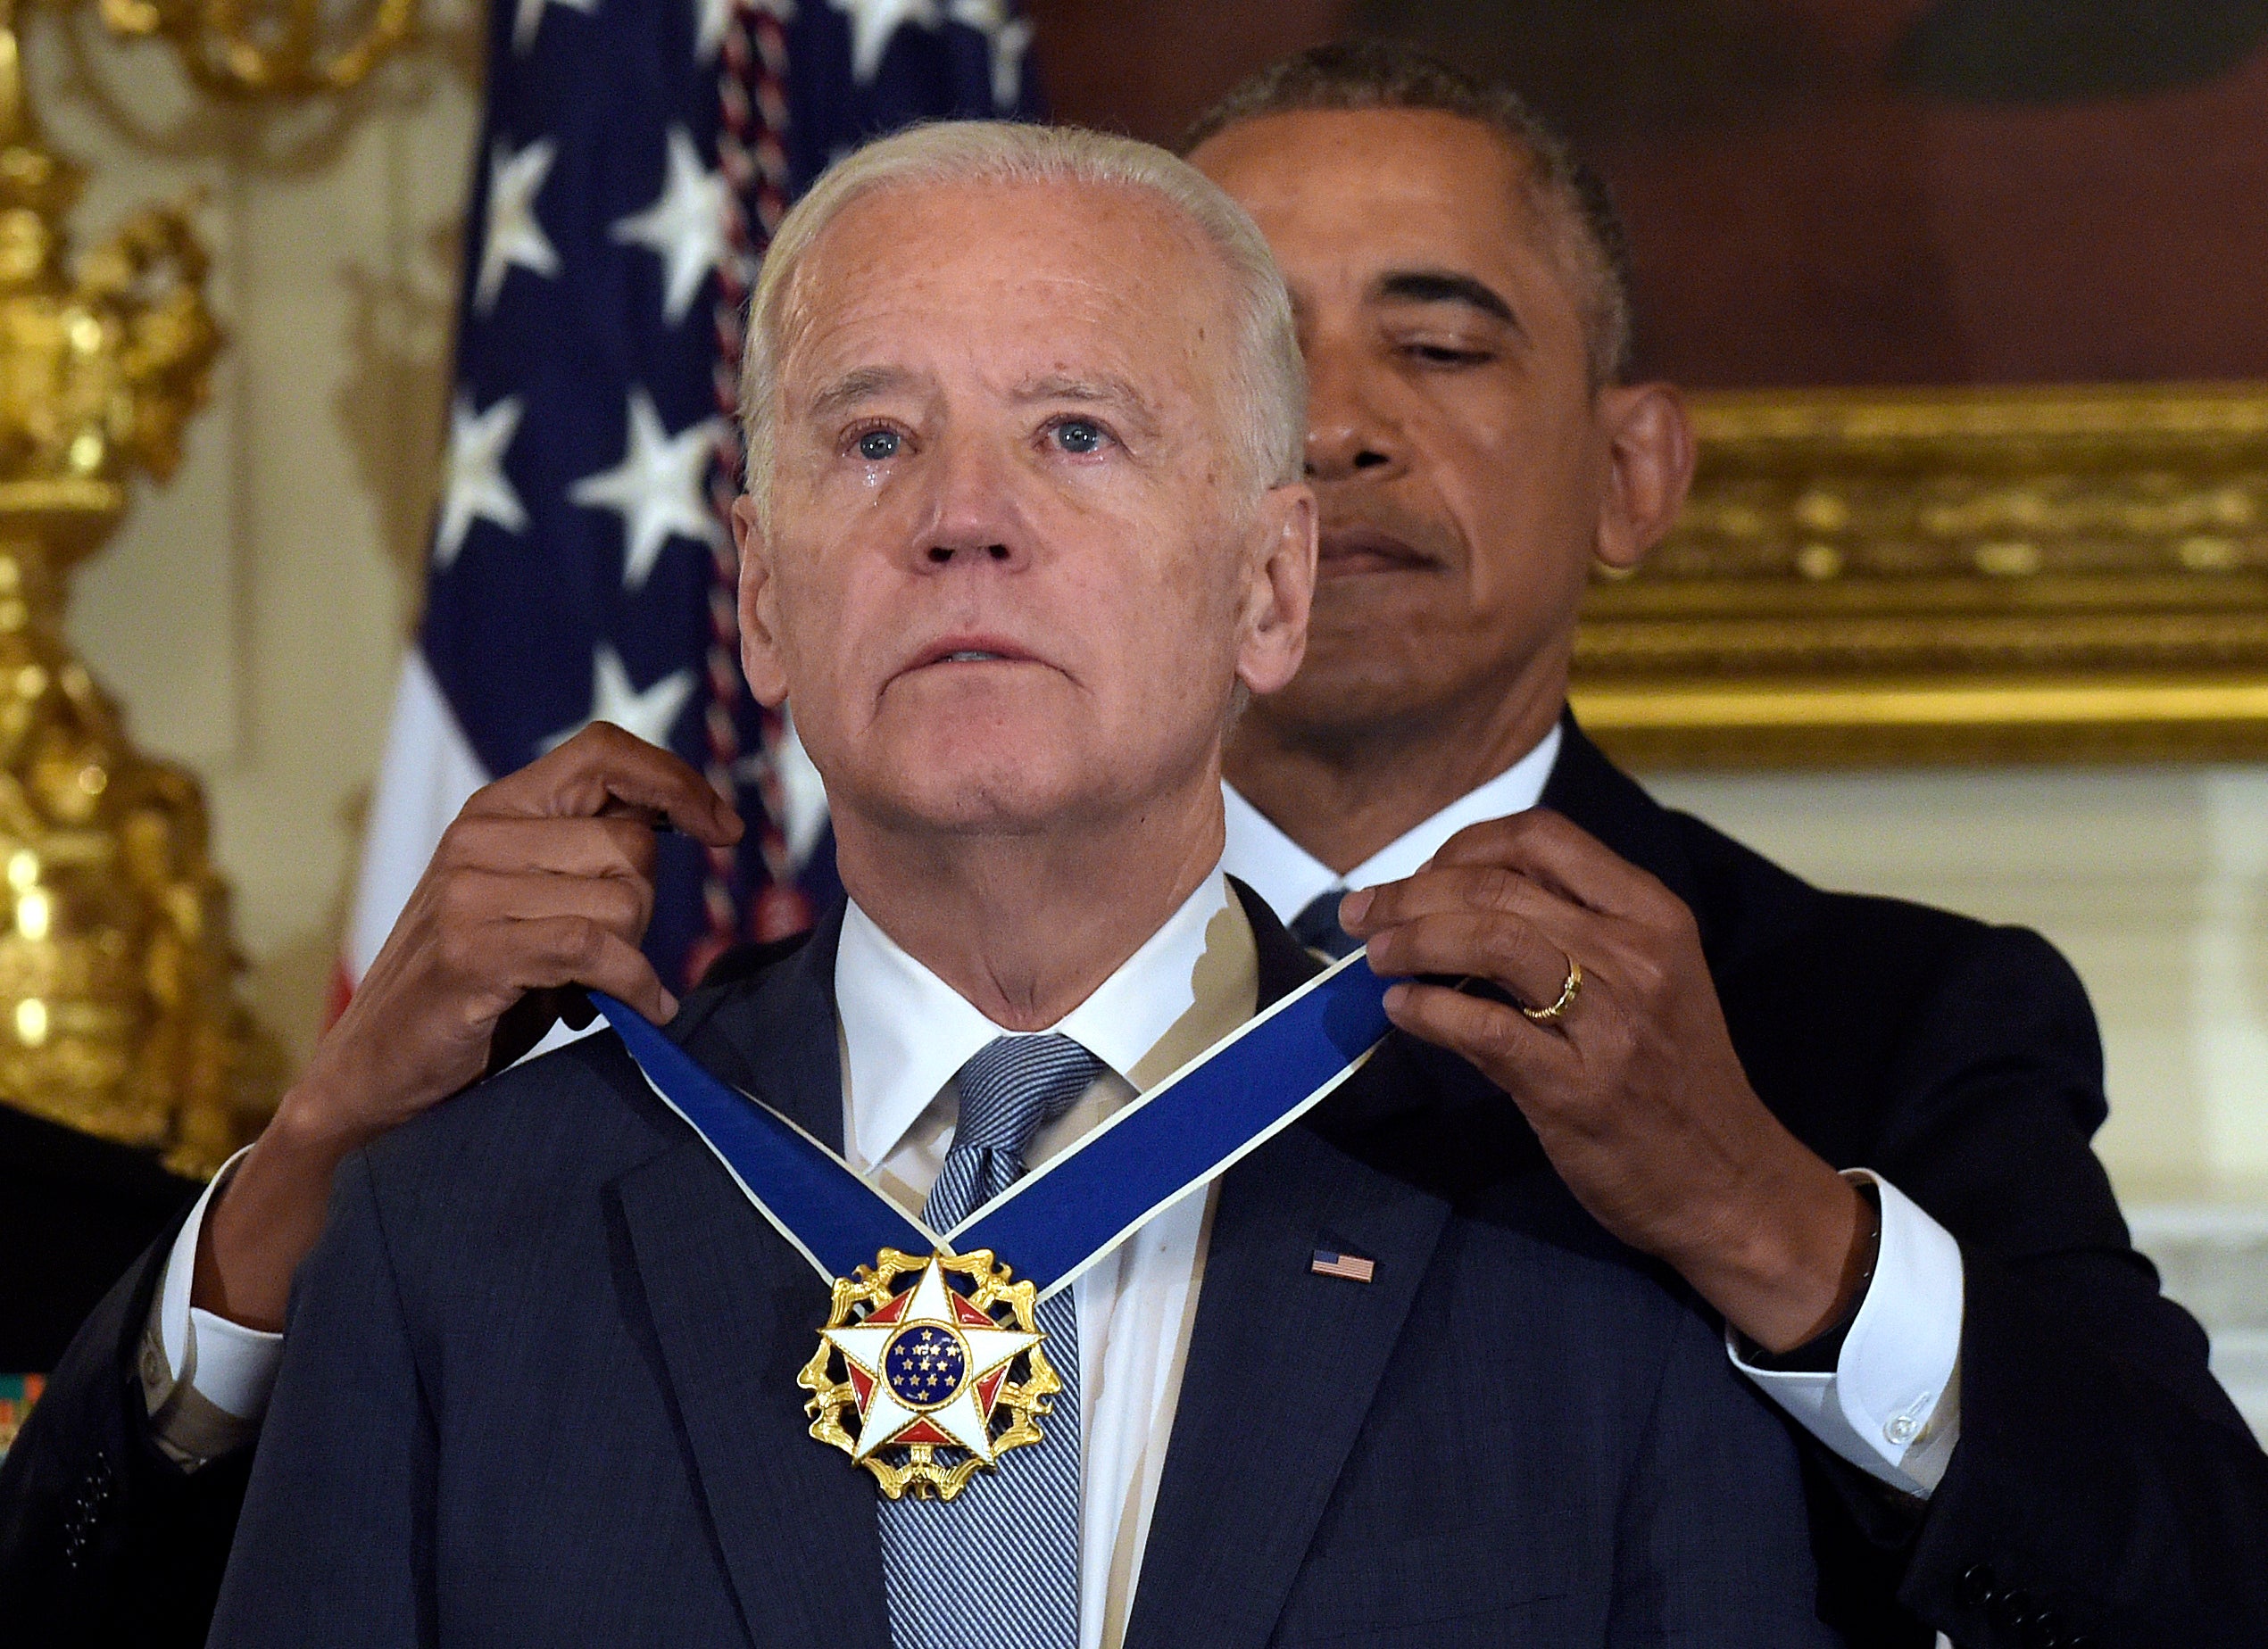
1310, 1249, 1376, 1284
342, 0, 1037, 1005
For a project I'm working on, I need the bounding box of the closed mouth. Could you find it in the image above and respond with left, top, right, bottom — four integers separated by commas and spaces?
1317, 527, 1438, 576
900, 635, 1044, 677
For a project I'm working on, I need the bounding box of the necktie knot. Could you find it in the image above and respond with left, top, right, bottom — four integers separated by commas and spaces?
952, 1032, 1102, 1155
925, 1033, 1103, 1232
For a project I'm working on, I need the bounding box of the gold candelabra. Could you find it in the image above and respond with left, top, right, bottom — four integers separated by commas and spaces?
0, 0, 412, 1175
94, 0, 416, 97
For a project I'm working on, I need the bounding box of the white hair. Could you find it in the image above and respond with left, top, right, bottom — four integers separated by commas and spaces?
739, 120, 1306, 519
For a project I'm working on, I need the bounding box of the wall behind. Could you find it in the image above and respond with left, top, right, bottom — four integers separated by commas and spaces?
32, 7, 481, 1072
32, 12, 2267, 1210
1648, 766, 2268, 1204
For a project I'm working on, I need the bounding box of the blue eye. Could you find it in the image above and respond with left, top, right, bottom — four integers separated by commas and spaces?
857, 429, 901, 460
1053, 419, 1106, 455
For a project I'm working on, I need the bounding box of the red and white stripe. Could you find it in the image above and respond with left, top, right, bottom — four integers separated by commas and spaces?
335, 8, 793, 1018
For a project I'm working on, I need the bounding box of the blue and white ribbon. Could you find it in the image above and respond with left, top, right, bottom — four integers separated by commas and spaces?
594, 949, 1392, 1300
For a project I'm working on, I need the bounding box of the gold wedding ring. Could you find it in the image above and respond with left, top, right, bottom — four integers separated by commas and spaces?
1522, 957, 1583, 1024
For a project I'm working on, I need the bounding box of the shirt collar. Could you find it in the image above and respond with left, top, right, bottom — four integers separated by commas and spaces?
1221, 722, 1563, 924
835, 867, 1236, 1173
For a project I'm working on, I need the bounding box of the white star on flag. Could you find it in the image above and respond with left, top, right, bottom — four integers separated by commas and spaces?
831, 0, 939, 85
820, 1256, 1041, 1463
697, 0, 793, 62
733, 708, 830, 865
569, 389, 722, 588
985, 16, 1031, 109
436, 395, 528, 567
611, 128, 733, 325
544, 646, 696, 750
946, 0, 1030, 110
476, 138, 561, 313
513, 0, 599, 54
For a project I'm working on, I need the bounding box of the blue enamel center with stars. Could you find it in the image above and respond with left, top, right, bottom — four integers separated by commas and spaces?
883, 1323, 970, 1410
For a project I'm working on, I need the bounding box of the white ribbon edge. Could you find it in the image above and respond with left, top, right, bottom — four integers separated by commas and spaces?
619, 944, 1385, 1297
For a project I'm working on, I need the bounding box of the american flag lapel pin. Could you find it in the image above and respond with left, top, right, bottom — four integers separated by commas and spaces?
1311, 1248, 1375, 1283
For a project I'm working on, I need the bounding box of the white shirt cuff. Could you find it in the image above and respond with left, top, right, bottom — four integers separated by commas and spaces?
1731, 1170, 1965, 1496
144, 1148, 285, 1445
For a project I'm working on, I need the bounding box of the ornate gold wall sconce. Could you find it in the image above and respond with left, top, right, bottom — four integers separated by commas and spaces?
0, 0, 413, 1175
91, 0, 417, 97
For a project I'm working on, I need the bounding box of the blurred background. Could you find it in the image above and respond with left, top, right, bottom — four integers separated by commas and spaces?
5, 0, 2264, 1429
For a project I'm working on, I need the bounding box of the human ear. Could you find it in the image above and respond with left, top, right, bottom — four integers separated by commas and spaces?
733, 494, 790, 708
1234, 480, 1317, 698
1593, 383, 1696, 574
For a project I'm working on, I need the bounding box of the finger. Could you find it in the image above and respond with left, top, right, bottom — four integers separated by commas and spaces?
1360, 909, 1581, 1012
438, 814, 665, 886
1423, 809, 1676, 922
1341, 861, 1587, 943
1381, 979, 1581, 1087
439, 866, 652, 946
492, 916, 678, 1023
464, 724, 744, 847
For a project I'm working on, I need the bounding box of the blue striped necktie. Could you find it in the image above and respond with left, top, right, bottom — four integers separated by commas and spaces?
877, 1032, 1101, 1649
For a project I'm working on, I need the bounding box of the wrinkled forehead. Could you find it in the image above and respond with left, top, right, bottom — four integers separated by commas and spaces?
775, 176, 1239, 400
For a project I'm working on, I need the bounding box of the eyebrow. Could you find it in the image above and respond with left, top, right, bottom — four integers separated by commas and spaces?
1372, 269, 1521, 329
802, 366, 1162, 437
805, 365, 923, 421
1010, 372, 1162, 438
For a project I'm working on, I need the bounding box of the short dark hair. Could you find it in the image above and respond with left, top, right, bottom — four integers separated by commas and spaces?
1180, 40, 1634, 386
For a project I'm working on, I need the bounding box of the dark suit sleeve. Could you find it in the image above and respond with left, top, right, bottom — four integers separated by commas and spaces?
0, 1219, 253, 1649
1608, 1300, 1843, 1647
1835, 926, 2268, 1648
206, 1152, 435, 1649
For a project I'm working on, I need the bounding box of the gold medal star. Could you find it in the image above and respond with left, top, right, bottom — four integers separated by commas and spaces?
820, 1255, 1041, 1465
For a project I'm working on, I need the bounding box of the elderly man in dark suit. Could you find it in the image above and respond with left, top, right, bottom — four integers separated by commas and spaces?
8, 42, 2267, 1649
196, 120, 1832, 1646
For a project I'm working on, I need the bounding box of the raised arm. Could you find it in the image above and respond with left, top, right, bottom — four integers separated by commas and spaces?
1348, 809, 2268, 1647
0, 723, 737, 1646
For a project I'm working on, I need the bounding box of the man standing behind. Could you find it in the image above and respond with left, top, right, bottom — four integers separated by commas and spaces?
1185, 44, 2268, 1649
204, 123, 1833, 1647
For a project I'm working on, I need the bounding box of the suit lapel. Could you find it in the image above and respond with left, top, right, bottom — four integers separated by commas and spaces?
609, 907, 892, 1649
1123, 1119, 1450, 1649
677, 902, 848, 1148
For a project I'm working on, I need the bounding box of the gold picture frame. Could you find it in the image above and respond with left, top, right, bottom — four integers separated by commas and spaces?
1570, 382, 2268, 768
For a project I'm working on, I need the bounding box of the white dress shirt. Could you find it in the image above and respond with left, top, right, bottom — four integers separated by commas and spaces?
835, 870, 1251, 1649
1222, 724, 1565, 923
140, 1150, 284, 1468
1218, 732, 1965, 1496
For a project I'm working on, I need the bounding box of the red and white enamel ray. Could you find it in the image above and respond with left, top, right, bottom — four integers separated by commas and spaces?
821, 1256, 1042, 1464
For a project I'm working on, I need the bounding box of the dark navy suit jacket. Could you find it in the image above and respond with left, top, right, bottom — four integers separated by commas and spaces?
200, 888, 1837, 1648
18, 722, 2264, 1647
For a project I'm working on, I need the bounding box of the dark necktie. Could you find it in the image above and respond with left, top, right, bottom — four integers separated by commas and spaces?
1290, 888, 1360, 959
877, 1032, 1102, 1649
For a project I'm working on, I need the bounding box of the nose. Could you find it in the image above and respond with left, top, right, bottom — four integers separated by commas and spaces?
1303, 340, 1401, 485
914, 431, 1029, 571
